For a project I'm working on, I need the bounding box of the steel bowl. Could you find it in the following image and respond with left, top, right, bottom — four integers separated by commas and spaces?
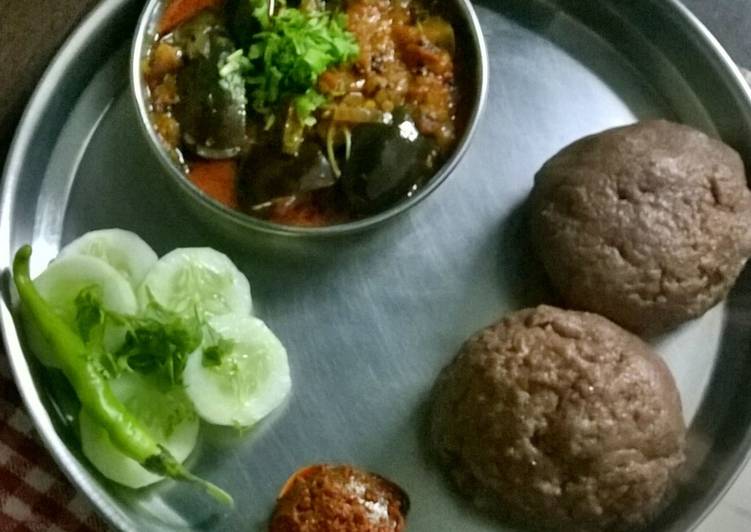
130, 0, 488, 238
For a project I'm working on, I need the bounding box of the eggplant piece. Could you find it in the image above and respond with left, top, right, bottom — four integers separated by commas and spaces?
340, 113, 438, 214
173, 14, 247, 159
224, 0, 263, 50
237, 142, 336, 208
171, 11, 221, 56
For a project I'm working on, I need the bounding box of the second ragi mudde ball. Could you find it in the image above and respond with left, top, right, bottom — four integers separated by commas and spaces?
430, 305, 686, 531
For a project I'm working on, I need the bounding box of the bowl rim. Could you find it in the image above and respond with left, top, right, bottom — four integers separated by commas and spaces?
130, 0, 489, 237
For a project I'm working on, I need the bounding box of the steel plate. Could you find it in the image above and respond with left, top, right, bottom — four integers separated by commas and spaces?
2, 0, 751, 530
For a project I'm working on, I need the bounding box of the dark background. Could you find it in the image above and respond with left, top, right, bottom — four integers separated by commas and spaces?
0, 0, 749, 162
683, 0, 751, 68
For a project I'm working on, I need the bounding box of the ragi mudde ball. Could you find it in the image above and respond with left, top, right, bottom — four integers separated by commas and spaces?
530, 120, 751, 334
430, 306, 686, 531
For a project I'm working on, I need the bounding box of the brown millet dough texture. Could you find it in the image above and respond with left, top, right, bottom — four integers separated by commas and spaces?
431, 306, 686, 531
530, 120, 751, 334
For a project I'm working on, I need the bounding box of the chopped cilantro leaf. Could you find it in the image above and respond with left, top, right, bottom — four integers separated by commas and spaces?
73, 287, 203, 386
202, 338, 235, 368
74, 285, 106, 344
219, 0, 359, 125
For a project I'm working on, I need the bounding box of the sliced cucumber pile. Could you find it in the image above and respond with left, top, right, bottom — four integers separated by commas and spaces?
22, 230, 291, 490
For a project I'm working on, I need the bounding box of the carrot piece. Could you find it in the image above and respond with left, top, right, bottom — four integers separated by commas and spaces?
158, 0, 224, 34
188, 159, 239, 209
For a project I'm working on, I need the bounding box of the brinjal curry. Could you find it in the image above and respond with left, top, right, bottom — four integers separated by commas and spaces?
144, 0, 462, 226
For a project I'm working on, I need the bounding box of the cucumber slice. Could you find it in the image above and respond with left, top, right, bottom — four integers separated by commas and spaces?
58, 229, 159, 288
138, 248, 252, 318
184, 314, 291, 427
80, 373, 199, 489
26, 255, 137, 368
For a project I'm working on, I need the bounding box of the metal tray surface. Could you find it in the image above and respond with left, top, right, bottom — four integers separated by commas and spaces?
2, 0, 751, 530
